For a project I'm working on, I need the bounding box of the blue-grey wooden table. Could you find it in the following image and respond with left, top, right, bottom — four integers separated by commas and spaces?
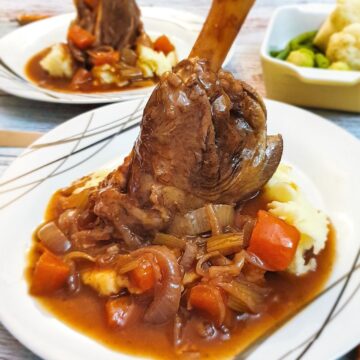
0, 0, 358, 359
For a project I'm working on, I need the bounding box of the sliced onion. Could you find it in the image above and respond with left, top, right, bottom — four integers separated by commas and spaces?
64, 251, 96, 263
180, 243, 198, 271
37, 221, 71, 254
208, 251, 245, 279
132, 246, 181, 324
195, 251, 221, 277
233, 251, 246, 268
234, 215, 256, 247
205, 204, 221, 235
96, 245, 121, 266
117, 258, 141, 275
118, 225, 142, 250
57, 209, 78, 235
211, 255, 232, 266
71, 227, 112, 249
168, 205, 234, 236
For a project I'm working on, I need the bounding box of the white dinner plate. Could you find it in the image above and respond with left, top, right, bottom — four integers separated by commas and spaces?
0, 99, 359, 360
0, 7, 228, 104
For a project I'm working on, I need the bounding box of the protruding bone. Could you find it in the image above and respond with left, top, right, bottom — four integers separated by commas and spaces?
190, 0, 256, 71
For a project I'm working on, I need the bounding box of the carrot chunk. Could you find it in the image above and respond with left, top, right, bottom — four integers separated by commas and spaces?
153, 35, 175, 55
248, 210, 300, 271
188, 284, 226, 325
89, 50, 120, 66
70, 68, 92, 90
129, 257, 156, 292
31, 251, 70, 295
105, 297, 133, 328
68, 24, 95, 50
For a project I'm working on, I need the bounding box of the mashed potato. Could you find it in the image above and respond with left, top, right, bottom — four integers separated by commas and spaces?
137, 44, 178, 77
82, 269, 122, 296
72, 168, 111, 194
91, 64, 120, 85
264, 164, 329, 276
40, 43, 74, 78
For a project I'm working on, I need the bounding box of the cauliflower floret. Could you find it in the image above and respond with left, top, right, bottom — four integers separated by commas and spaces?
264, 164, 329, 276
40, 43, 74, 78
82, 269, 130, 296
329, 61, 352, 70
137, 45, 177, 77
314, 0, 360, 51
326, 23, 360, 69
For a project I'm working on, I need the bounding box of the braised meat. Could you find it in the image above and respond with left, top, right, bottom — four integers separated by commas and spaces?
70, 0, 282, 238
128, 59, 282, 205
71, 0, 143, 61
93, 58, 282, 236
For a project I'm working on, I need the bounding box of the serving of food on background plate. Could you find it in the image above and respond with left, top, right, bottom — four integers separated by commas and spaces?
0, 0, 359, 359
25, 0, 178, 93
0, 1, 208, 103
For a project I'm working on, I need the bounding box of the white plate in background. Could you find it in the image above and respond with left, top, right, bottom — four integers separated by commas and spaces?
0, 7, 233, 104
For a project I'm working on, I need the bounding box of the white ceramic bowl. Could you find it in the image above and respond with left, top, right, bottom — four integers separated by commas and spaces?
260, 4, 360, 113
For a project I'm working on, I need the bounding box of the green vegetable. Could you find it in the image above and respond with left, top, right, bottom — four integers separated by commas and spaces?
270, 50, 280, 57
286, 48, 315, 67
275, 44, 291, 60
290, 30, 318, 51
315, 53, 330, 69
270, 30, 318, 61
328, 61, 351, 71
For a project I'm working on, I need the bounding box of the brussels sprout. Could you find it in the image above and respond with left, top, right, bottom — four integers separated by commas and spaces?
315, 53, 330, 69
286, 48, 315, 67
328, 61, 351, 71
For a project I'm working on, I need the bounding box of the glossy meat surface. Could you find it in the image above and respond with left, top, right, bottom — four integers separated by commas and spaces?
94, 58, 282, 235
71, 0, 142, 59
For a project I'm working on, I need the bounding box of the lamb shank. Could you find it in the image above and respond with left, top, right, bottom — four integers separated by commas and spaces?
69, 0, 144, 62
90, 0, 283, 238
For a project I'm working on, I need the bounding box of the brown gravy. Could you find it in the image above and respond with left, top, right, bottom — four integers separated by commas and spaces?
25, 47, 156, 94
27, 193, 335, 359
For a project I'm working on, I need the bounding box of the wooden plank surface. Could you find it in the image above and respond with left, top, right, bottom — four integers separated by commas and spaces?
0, 0, 358, 359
